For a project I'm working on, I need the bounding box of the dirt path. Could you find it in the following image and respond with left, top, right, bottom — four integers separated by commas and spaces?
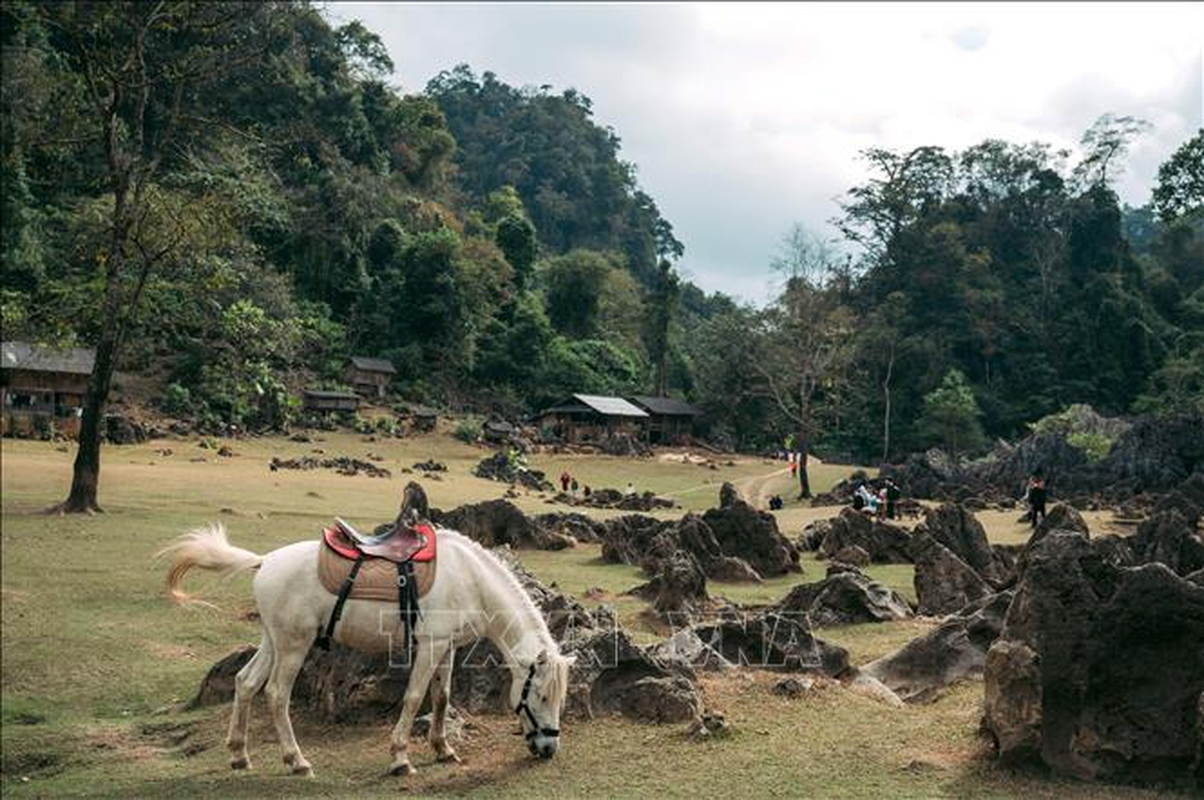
737, 465, 791, 507
663, 463, 791, 507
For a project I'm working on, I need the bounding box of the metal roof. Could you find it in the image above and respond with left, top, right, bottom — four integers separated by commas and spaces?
349, 356, 396, 374
629, 395, 702, 416
540, 394, 649, 418
1, 341, 96, 375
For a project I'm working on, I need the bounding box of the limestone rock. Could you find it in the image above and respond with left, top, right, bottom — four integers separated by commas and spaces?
863, 591, 1012, 702
777, 569, 913, 626
911, 532, 991, 616
982, 531, 1204, 782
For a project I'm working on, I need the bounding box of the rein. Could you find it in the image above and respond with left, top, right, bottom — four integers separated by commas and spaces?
514, 663, 560, 740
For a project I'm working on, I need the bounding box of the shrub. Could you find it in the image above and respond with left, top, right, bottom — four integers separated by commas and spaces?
1067, 431, 1114, 463
453, 416, 482, 443
162, 383, 193, 417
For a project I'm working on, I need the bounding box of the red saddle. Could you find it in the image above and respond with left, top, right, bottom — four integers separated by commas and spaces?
322, 522, 437, 563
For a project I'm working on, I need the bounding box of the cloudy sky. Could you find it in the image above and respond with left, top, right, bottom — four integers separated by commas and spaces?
325, 2, 1203, 302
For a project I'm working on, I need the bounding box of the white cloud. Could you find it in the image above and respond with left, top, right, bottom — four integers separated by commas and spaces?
326, 2, 1204, 302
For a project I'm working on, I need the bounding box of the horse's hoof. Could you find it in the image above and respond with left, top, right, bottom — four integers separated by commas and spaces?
389, 760, 416, 777
230, 757, 251, 770
435, 749, 461, 764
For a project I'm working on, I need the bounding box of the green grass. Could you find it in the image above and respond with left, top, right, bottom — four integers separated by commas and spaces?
0, 436, 1171, 798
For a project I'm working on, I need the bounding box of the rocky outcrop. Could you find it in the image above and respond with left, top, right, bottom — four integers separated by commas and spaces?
708, 556, 763, 583
601, 514, 680, 567
433, 499, 574, 550
883, 409, 1204, 508
911, 532, 992, 616
982, 531, 1204, 783
558, 488, 677, 512
914, 503, 1009, 585
690, 611, 849, 676
600, 489, 800, 581
473, 451, 554, 491
628, 550, 709, 617
104, 413, 148, 444
269, 455, 391, 478
1130, 510, 1204, 577
776, 568, 913, 626
701, 484, 800, 577
862, 591, 1012, 702
833, 545, 870, 568
564, 629, 701, 723
531, 512, 607, 544
810, 509, 913, 564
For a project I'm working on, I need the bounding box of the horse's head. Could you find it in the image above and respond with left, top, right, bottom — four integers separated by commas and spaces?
512, 648, 575, 759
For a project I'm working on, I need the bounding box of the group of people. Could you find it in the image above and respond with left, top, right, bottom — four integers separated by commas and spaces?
558, 470, 594, 498
850, 478, 902, 519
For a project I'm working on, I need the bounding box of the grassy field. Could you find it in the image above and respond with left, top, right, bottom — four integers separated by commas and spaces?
0, 433, 1169, 798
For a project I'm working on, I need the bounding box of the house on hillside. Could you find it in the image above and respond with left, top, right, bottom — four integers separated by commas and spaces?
533, 394, 649, 443
396, 402, 438, 433
1, 341, 96, 438
302, 389, 360, 413
345, 356, 396, 400
628, 396, 702, 445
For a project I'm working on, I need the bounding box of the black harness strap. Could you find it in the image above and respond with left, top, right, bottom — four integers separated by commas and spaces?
396, 559, 423, 662
316, 553, 365, 650
515, 663, 560, 739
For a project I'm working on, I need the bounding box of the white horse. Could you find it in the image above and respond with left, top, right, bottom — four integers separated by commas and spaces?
161, 522, 574, 777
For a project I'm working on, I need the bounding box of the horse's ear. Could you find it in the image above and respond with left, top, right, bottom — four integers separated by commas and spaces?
399, 482, 430, 523
562, 654, 577, 669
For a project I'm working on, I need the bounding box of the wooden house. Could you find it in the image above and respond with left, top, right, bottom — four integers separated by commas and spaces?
397, 402, 438, 433
302, 389, 360, 413
345, 356, 396, 400
628, 396, 702, 444
1, 341, 95, 438
534, 394, 649, 443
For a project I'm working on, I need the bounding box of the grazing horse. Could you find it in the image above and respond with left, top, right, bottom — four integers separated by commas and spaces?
161, 521, 574, 777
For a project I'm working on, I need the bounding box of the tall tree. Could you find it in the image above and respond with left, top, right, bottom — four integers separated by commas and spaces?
37, 1, 274, 512
754, 225, 855, 497
643, 259, 680, 396
1152, 128, 1204, 224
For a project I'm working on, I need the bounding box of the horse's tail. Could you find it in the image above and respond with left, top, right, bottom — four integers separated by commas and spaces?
158, 522, 264, 606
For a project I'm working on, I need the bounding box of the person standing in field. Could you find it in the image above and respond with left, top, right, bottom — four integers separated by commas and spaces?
560, 471, 571, 493
1025, 469, 1048, 529
571, 477, 580, 497
884, 478, 900, 520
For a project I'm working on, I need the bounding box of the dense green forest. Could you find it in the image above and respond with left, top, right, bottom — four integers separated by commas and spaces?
2, 2, 1202, 468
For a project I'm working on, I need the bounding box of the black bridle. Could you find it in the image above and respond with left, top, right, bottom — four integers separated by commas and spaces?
515, 663, 560, 741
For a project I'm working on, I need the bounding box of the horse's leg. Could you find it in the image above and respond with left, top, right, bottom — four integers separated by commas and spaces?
389, 637, 451, 776
429, 645, 460, 764
227, 632, 273, 769
264, 633, 313, 777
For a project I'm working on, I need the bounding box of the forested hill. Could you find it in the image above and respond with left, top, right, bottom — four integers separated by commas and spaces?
2, 2, 1201, 464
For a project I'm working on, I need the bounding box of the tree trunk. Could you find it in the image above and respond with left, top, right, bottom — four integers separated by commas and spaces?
797, 429, 812, 499
881, 345, 895, 464
52, 330, 119, 513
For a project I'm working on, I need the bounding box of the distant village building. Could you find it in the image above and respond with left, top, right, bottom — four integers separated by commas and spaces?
397, 402, 438, 433
345, 356, 396, 400
628, 396, 702, 445
1, 341, 96, 438
534, 394, 649, 443
302, 389, 360, 413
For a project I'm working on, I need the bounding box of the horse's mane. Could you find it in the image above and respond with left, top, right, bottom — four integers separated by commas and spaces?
437, 526, 559, 655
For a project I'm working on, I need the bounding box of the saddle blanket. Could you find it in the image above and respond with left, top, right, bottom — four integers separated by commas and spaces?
317, 525, 437, 601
